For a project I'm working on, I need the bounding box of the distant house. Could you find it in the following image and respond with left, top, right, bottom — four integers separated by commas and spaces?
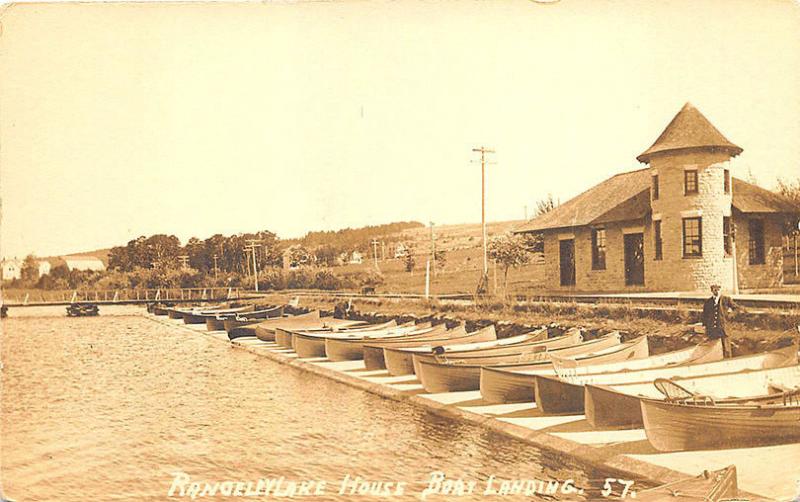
394, 244, 408, 259
515, 103, 800, 293
1, 259, 22, 281
349, 251, 363, 264
38, 260, 52, 277
63, 256, 106, 272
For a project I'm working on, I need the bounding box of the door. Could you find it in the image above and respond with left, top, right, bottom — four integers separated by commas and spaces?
624, 233, 645, 286
559, 239, 576, 287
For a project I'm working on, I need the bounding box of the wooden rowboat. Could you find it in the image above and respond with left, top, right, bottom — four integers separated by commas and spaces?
635, 465, 738, 501
152, 304, 174, 316
168, 304, 224, 320
277, 319, 397, 349
182, 304, 255, 324
412, 330, 583, 377
381, 325, 518, 375
584, 344, 799, 429
479, 336, 668, 404
246, 310, 318, 341
324, 322, 438, 361
215, 306, 285, 332
532, 338, 725, 414
416, 333, 622, 394
362, 325, 468, 370
641, 395, 800, 452
292, 321, 427, 359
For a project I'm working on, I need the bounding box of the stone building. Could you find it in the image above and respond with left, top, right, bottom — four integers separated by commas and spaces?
516, 103, 800, 293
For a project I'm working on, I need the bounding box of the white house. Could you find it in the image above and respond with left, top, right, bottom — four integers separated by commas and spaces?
394, 244, 408, 259
1, 259, 22, 281
38, 260, 52, 277
63, 256, 106, 272
349, 251, 363, 264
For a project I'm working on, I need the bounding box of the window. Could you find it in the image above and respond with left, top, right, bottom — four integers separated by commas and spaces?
724, 169, 731, 194
748, 219, 765, 265
684, 170, 698, 195
654, 220, 663, 260
591, 228, 607, 270
652, 175, 659, 200
682, 217, 702, 257
723, 217, 732, 255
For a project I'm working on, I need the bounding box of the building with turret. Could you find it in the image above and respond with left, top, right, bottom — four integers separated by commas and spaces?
516, 103, 800, 293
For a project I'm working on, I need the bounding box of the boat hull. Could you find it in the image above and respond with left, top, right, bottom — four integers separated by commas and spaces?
384, 327, 498, 376
294, 334, 327, 358
479, 366, 550, 403
206, 317, 228, 331
323, 323, 441, 362
417, 360, 482, 393
635, 466, 737, 502
534, 376, 586, 414
641, 399, 800, 452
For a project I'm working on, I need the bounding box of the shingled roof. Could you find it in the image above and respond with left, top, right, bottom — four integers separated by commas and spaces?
515, 170, 800, 233
637, 103, 743, 163
515, 168, 651, 233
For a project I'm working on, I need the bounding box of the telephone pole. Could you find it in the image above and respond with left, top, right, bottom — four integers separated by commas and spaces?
244, 240, 262, 291
178, 255, 189, 270
430, 221, 436, 277
212, 254, 219, 278
472, 146, 496, 293
371, 239, 380, 271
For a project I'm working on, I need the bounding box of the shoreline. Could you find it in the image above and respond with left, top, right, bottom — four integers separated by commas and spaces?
147, 312, 775, 501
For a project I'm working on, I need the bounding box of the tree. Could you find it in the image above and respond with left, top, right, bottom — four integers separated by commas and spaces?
20, 255, 39, 283
433, 249, 447, 269
777, 177, 800, 207
488, 234, 533, 295
404, 244, 416, 272
535, 193, 558, 217
528, 194, 559, 253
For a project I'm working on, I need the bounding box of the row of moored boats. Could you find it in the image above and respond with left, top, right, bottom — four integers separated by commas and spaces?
148, 301, 798, 499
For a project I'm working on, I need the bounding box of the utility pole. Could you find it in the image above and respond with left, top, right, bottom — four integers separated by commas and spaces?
178, 255, 189, 270
212, 254, 219, 278
524, 205, 528, 220
371, 239, 380, 271
244, 240, 262, 292
430, 221, 436, 277
472, 146, 496, 293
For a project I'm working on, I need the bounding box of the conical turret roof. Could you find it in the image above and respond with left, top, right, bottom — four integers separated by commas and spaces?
637, 103, 742, 163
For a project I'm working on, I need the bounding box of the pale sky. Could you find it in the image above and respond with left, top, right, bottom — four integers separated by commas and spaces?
1, 0, 799, 259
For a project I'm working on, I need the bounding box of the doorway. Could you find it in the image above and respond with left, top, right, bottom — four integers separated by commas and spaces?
559, 239, 576, 287
624, 233, 645, 286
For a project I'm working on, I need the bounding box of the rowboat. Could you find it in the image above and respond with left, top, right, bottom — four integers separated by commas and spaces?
262, 316, 367, 344
168, 304, 225, 319
242, 311, 328, 341
382, 328, 548, 376
296, 321, 431, 358
532, 339, 723, 414
152, 304, 174, 316
642, 391, 800, 452
363, 324, 469, 370
584, 344, 798, 429
209, 305, 284, 332
383, 326, 524, 376
275, 319, 397, 348
281, 319, 401, 352
416, 333, 622, 394
412, 329, 584, 375
182, 304, 255, 324
635, 465, 738, 501
324, 322, 437, 361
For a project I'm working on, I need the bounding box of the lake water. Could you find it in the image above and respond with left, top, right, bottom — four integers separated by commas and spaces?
1, 307, 628, 501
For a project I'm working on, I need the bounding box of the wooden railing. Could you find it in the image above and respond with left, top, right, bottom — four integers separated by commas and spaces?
1, 287, 244, 306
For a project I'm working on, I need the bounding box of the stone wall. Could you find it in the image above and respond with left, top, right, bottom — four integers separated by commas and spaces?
735, 214, 785, 290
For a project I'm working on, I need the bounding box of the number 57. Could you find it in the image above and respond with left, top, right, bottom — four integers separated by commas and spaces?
601, 478, 635, 498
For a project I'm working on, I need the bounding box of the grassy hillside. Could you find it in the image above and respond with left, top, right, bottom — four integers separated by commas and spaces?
336, 219, 546, 295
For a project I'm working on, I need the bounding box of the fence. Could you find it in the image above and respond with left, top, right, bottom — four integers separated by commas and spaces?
1, 287, 244, 306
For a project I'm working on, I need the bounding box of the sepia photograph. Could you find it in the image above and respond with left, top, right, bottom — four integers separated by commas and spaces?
1, 0, 800, 500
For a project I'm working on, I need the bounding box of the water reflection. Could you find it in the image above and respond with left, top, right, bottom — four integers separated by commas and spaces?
2, 310, 632, 501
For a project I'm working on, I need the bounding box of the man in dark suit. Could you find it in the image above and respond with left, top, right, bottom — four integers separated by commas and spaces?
702, 284, 741, 358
